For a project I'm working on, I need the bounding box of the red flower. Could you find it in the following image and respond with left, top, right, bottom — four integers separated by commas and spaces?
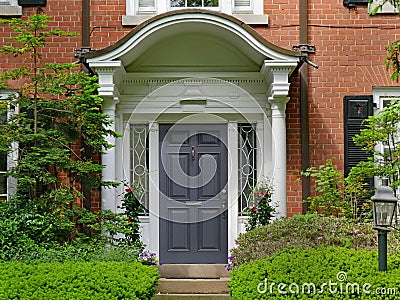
126, 187, 135, 192
253, 206, 257, 212
127, 218, 131, 222
262, 190, 268, 195
245, 227, 249, 232
254, 192, 260, 197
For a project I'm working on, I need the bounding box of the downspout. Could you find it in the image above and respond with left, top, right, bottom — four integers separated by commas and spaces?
82, 0, 91, 73
300, 0, 310, 213
82, 0, 92, 213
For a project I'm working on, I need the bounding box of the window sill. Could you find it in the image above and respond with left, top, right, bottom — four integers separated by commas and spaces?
122, 14, 156, 26
122, 13, 269, 26
0, 5, 22, 16
232, 13, 268, 24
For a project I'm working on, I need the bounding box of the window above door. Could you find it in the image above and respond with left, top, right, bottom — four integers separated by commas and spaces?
123, 0, 269, 25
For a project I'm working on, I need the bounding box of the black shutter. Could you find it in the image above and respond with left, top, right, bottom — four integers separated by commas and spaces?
344, 95, 373, 186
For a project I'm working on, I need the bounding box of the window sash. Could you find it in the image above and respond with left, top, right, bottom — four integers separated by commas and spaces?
238, 123, 257, 215
130, 124, 149, 216
234, 0, 251, 10
138, 0, 156, 12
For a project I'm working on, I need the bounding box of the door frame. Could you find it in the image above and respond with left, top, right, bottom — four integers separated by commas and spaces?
139, 116, 266, 262
123, 114, 266, 259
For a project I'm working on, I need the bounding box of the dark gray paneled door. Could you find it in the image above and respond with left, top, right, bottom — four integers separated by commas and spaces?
159, 124, 228, 264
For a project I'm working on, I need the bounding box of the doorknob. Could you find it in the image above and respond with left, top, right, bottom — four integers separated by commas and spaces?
221, 189, 227, 194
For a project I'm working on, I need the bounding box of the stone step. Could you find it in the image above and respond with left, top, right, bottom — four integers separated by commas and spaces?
152, 294, 231, 300
157, 264, 229, 279
157, 278, 230, 294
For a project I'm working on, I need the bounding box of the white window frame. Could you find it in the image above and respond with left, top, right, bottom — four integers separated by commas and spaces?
123, 0, 268, 26
0, 0, 22, 16
372, 87, 400, 197
0, 91, 18, 201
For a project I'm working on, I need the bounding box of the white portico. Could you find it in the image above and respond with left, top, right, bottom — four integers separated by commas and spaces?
85, 10, 300, 262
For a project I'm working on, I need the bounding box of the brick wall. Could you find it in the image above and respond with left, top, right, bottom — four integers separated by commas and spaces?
1, 0, 400, 215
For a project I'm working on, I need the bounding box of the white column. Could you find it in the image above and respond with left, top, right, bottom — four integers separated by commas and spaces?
266, 64, 294, 218
101, 97, 120, 212
89, 61, 124, 212
269, 98, 289, 217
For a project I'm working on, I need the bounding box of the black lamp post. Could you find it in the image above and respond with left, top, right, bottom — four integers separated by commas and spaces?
371, 178, 398, 272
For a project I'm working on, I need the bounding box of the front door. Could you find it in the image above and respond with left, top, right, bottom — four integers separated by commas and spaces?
159, 124, 228, 264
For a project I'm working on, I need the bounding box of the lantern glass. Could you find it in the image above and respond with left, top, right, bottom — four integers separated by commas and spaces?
373, 201, 397, 227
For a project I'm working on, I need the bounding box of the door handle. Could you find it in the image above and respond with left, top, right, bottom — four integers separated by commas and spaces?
191, 146, 195, 160
222, 200, 226, 219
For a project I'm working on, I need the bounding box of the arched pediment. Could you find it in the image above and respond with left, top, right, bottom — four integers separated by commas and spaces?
85, 9, 301, 73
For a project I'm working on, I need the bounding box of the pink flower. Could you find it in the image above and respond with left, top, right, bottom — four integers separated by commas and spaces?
318, 225, 323, 231
317, 236, 323, 240
255, 192, 260, 197
127, 218, 131, 222
262, 190, 268, 195
126, 187, 135, 192
253, 206, 257, 212
245, 228, 249, 232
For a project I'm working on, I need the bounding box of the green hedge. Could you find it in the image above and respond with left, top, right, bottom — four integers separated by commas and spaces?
229, 247, 400, 299
231, 214, 400, 267
0, 261, 159, 299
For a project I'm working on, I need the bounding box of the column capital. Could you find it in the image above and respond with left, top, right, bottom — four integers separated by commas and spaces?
262, 60, 293, 103
89, 60, 124, 99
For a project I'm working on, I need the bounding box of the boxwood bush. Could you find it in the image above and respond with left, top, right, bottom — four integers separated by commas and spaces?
0, 261, 159, 299
231, 214, 400, 267
229, 247, 400, 299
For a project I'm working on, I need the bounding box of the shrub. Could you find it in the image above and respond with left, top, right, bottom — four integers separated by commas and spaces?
231, 214, 400, 267
245, 179, 274, 230
302, 159, 345, 216
229, 247, 400, 299
302, 159, 373, 221
0, 261, 159, 299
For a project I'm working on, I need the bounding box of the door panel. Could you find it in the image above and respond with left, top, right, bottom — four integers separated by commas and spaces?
159, 124, 228, 264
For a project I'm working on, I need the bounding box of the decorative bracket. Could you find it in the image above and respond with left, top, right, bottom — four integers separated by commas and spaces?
292, 45, 318, 70
74, 47, 92, 62
291, 44, 316, 55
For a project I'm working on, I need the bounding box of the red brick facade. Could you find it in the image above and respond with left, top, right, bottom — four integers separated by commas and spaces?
1, 1, 399, 216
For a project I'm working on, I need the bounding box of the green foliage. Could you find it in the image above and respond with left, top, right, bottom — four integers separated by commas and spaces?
229, 246, 400, 299
231, 214, 400, 268
385, 39, 400, 82
0, 261, 159, 299
93, 182, 145, 251
302, 159, 372, 221
0, 14, 119, 251
353, 100, 400, 194
245, 179, 274, 230
302, 159, 345, 216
